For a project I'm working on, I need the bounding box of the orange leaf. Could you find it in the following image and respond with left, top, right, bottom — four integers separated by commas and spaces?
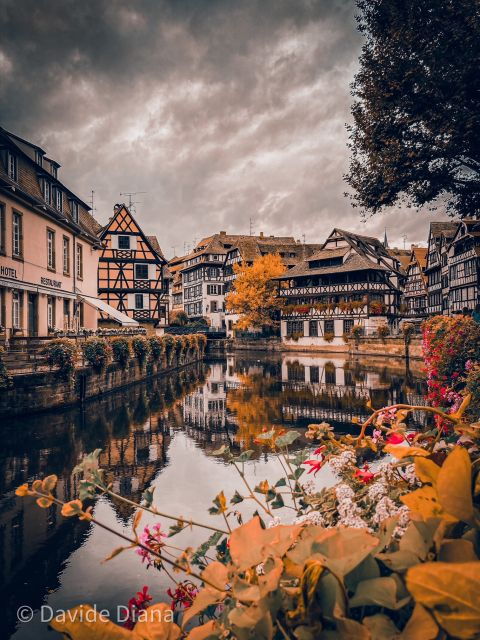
61, 499, 83, 517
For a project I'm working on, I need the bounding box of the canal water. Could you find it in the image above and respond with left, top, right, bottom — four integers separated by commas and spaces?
0, 352, 426, 639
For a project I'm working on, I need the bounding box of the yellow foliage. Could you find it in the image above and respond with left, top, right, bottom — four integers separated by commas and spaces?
225, 253, 285, 330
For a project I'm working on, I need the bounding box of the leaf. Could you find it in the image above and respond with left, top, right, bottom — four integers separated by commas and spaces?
275, 431, 301, 447
254, 480, 270, 494
182, 588, 224, 628
50, 604, 133, 639
436, 446, 473, 523
211, 445, 229, 456
232, 577, 261, 603
186, 620, 217, 639
270, 493, 284, 509
133, 510, 143, 535
36, 496, 54, 508
400, 486, 456, 521
334, 616, 370, 639
384, 445, 429, 460
230, 490, 244, 504
134, 602, 181, 639
202, 562, 229, 591
61, 499, 83, 517
102, 545, 135, 563
142, 487, 155, 508
233, 450, 254, 463
438, 539, 478, 563
363, 614, 398, 639
208, 491, 227, 515
15, 483, 29, 497
42, 474, 58, 492
414, 458, 441, 484
407, 562, 480, 639
275, 477, 287, 487
349, 576, 410, 610
313, 528, 379, 578
400, 604, 438, 640
255, 429, 276, 441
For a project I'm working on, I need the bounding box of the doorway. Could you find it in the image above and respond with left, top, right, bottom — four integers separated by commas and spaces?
27, 293, 38, 336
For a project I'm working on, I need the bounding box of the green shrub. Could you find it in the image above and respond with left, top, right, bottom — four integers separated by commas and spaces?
111, 337, 131, 368
44, 339, 77, 380
82, 338, 112, 371
132, 336, 150, 363
0, 346, 12, 389
148, 336, 164, 362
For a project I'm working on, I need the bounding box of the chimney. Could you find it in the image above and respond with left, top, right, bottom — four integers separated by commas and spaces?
259, 231, 264, 237
220, 231, 226, 236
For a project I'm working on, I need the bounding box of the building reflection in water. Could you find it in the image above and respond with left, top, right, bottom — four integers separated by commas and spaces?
0, 354, 425, 640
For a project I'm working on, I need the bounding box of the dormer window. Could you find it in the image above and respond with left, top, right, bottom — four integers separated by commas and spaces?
70, 200, 79, 223
51, 163, 58, 178
55, 188, 63, 212
35, 150, 43, 166
42, 179, 51, 205
7, 152, 17, 181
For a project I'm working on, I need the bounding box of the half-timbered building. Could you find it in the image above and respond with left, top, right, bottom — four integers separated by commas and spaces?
97, 205, 168, 330
447, 218, 480, 313
403, 247, 428, 318
424, 222, 459, 315
275, 229, 403, 349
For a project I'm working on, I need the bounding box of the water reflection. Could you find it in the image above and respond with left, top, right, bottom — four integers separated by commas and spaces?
0, 353, 425, 639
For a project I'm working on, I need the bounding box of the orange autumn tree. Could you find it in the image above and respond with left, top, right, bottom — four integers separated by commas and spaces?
225, 253, 285, 330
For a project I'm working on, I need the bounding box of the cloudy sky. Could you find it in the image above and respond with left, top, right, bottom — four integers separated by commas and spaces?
0, 0, 443, 257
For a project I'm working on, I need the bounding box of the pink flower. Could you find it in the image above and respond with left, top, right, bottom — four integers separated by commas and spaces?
304, 459, 324, 476
354, 465, 375, 484
313, 446, 326, 456
386, 433, 404, 445
136, 524, 166, 567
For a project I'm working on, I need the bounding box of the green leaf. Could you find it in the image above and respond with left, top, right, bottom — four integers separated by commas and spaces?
78, 480, 96, 501
270, 493, 284, 509
233, 450, 254, 463
212, 445, 230, 456
275, 477, 287, 487
255, 429, 276, 441
231, 490, 244, 505
141, 487, 155, 508
349, 576, 410, 610
275, 431, 301, 447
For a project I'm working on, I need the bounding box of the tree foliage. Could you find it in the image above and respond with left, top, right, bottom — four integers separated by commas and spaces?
346, 0, 480, 218
225, 253, 285, 330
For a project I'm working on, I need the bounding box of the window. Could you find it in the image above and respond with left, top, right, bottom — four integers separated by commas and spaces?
63, 236, 70, 274
211, 301, 218, 312
55, 188, 63, 211
287, 363, 305, 382
286, 320, 304, 337
135, 263, 149, 279
76, 243, 83, 278
47, 229, 56, 269
207, 284, 223, 295
324, 319, 334, 335
7, 152, 17, 181
63, 299, 70, 329
12, 290, 22, 328
310, 366, 319, 383
47, 297, 55, 328
135, 294, 144, 309
309, 320, 318, 337
0, 203, 5, 254
71, 200, 79, 223
35, 150, 43, 166
325, 363, 336, 385
42, 179, 51, 205
12, 211, 22, 257
343, 319, 354, 334
118, 235, 130, 249
51, 164, 58, 178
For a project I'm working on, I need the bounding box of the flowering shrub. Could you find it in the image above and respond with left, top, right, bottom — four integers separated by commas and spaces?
369, 300, 386, 315
148, 336, 164, 362
423, 315, 480, 421
16, 391, 480, 639
110, 337, 131, 367
196, 333, 207, 353
44, 338, 77, 380
162, 334, 175, 365
82, 337, 112, 371
0, 346, 12, 389
132, 336, 150, 363
351, 324, 364, 344
376, 323, 389, 340
323, 331, 335, 342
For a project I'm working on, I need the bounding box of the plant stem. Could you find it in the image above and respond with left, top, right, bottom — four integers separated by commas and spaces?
231, 461, 273, 517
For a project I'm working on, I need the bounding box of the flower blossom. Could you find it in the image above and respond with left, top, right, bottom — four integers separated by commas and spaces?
167, 581, 198, 611
123, 586, 152, 629
386, 432, 404, 445
136, 524, 166, 567
354, 465, 375, 484
303, 459, 325, 476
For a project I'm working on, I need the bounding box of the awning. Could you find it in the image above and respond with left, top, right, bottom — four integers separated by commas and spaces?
0, 278, 77, 299
79, 295, 139, 326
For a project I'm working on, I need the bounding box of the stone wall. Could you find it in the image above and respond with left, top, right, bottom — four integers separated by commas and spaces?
348, 336, 422, 360
0, 351, 202, 417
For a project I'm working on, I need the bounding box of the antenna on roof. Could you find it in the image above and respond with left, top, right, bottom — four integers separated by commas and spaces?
119, 191, 147, 213
402, 234, 408, 250
249, 217, 255, 236
89, 190, 96, 214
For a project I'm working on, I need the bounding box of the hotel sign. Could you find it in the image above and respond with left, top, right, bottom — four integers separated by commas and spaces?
0, 265, 17, 279
41, 276, 62, 289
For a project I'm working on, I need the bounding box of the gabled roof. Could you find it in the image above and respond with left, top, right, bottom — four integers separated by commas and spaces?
99, 205, 167, 263
429, 221, 460, 241
307, 247, 349, 262
274, 253, 389, 279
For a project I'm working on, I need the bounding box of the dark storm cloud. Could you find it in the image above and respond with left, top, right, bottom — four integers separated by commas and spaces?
0, 0, 433, 255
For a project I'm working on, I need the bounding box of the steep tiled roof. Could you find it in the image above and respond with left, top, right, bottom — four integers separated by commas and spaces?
146, 235, 166, 261
274, 253, 389, 279
430, 221, 460, 240
307, 247, 349, 262
0, 127, 101, 244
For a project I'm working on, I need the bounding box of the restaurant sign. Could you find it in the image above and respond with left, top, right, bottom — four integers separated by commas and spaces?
41, 276, 62, 289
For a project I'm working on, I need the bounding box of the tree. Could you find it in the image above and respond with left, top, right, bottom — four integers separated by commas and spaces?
169, 310, 189, 327
225, 253, 285, 330
346, 0, 480, 218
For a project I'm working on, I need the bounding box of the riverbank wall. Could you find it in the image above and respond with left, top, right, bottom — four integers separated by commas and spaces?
0, 351, 203, 417
229, 336, 422, 359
